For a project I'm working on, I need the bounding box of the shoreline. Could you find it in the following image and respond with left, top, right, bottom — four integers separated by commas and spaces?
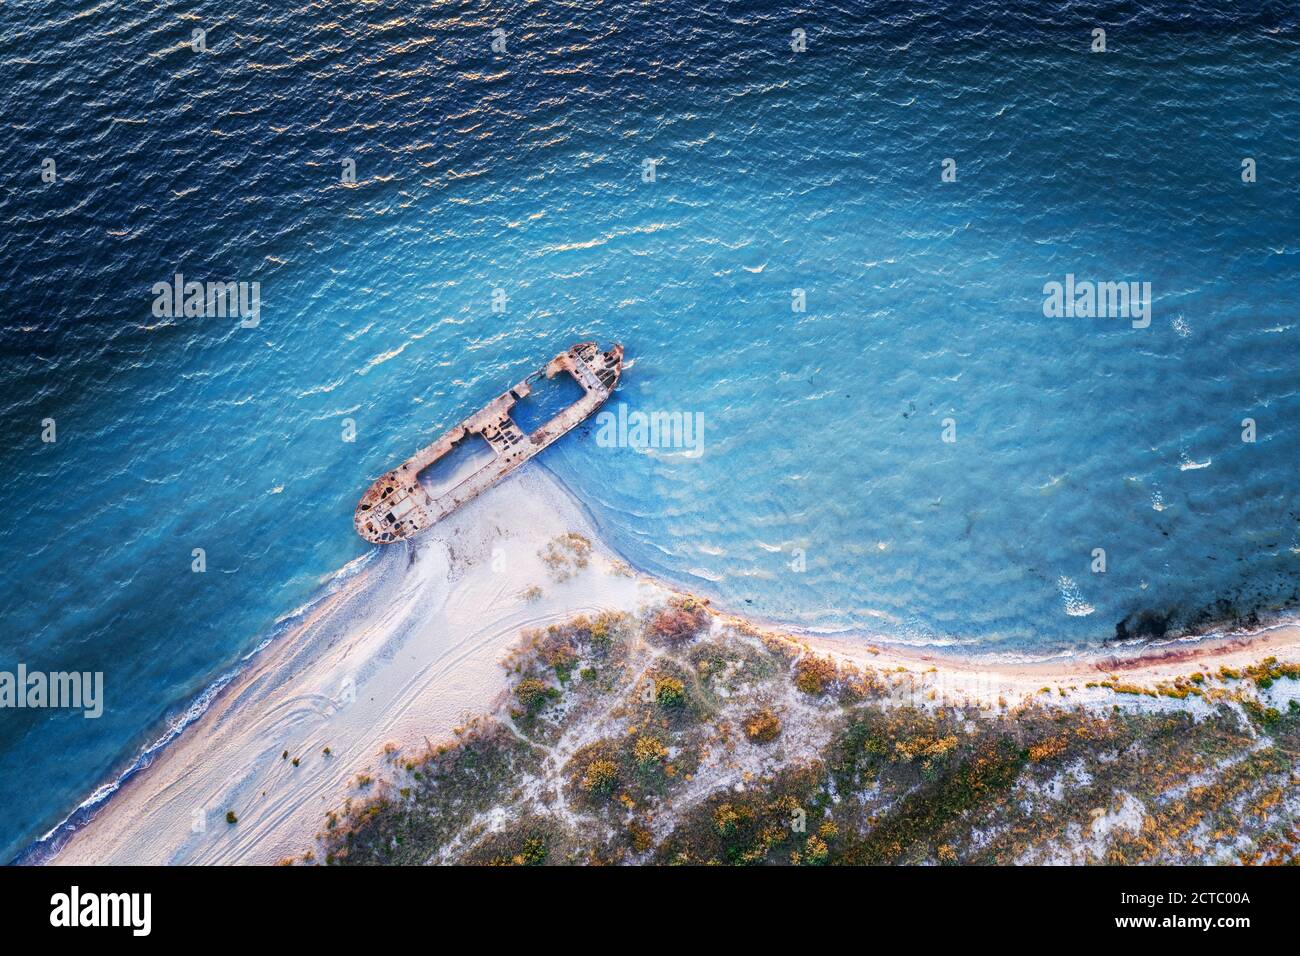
553, 462, 1300, 669
34, 464, 1300, 865
40, 467, 673, 865
13, 548, 385, 865
539, 459, 1300, 676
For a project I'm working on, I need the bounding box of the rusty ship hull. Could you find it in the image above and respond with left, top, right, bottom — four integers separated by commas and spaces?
354, 342, 624, 544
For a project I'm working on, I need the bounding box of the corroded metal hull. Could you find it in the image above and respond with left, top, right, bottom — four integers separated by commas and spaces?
354, 342, 623, 544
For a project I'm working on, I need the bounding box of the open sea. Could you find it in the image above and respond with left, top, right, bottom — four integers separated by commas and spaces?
1, 0, 1297, 860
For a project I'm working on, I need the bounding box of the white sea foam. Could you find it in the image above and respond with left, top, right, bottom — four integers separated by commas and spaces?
1057, 576, 1095, 617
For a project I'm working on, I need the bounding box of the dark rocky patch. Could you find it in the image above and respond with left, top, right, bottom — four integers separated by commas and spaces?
1113, 609, 1172, 642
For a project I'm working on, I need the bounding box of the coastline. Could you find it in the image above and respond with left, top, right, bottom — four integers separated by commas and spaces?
40, 467, 672, 865
544, 462, 1300, 693
37, 464, 1300, 865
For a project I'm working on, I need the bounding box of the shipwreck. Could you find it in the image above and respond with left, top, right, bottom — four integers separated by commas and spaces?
354, 341, 624, 544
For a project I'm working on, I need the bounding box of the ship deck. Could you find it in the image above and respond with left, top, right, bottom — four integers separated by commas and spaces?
354, 341, 623, 544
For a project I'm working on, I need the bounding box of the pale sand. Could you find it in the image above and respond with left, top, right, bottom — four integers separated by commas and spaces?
47, 466, 1300, 865
49, 467, 670, 865
774, 619, 1300, 714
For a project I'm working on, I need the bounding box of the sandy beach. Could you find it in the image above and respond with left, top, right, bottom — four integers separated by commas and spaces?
45, 466, 1300, 865
47, 468, 668, 865
788, 619, 1300, 717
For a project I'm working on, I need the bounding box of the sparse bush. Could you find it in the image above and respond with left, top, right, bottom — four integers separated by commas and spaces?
580, 758, 619, 796
540, 533, 592, 580
654, 676, 686, 707
1028, 736, 1068, 762
1245, 656, 1300, 689
629, 823, 654, 853
1243, 699, 1283, 727
793, 656, 837, 695
713, 802, 750, 836
649, 597, 711, 645
893, 734, 958, 767
313, 602, 1300, 868
803, 834, 829, 865
634, 735, 667, 767
514, 837, 547, 866
744, 708, 782, 743
514, 677, 560, 714
587, 611, 624, 651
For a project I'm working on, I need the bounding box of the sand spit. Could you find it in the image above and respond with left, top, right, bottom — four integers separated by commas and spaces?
45, 466, 1300, 865
48, 468, 668, 865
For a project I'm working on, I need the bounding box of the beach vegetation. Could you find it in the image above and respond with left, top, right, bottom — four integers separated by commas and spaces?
1243, 699, 1283, 727
513, 677, 560, 715
314, 608, 1300, 867
318, 722, 540, 865
633, 735, 667, 767
893, 733, 959, 767
793, 656, 837, 696
744, 708, 782, 743
1028, 736, 1068, 762
460, 816, 569, 866
629, 823, 654, 853
802, 834, 830, 865
539, 533, 592, 581
580, 758, 619, 796
648, 597, 711, 645
1244, 656, 1300, 689
654, 675, 686, 708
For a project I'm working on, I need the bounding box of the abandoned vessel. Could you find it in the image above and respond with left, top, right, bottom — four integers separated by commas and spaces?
354, 341, 624, 544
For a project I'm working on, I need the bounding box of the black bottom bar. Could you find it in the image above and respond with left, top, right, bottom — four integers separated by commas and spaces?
0, 864, 1282, 942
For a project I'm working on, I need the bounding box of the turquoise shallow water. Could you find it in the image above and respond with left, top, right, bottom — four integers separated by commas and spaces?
2, 1, 1298, 859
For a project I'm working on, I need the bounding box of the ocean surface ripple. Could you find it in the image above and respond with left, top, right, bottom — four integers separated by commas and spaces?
1, 1, 1297, 859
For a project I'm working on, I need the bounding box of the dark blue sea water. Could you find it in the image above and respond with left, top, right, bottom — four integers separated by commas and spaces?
2, 1, 1298, 860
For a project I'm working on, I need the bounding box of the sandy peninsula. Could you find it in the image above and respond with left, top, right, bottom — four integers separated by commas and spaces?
47, 468, 668, 864
44, 466, 1300, 865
